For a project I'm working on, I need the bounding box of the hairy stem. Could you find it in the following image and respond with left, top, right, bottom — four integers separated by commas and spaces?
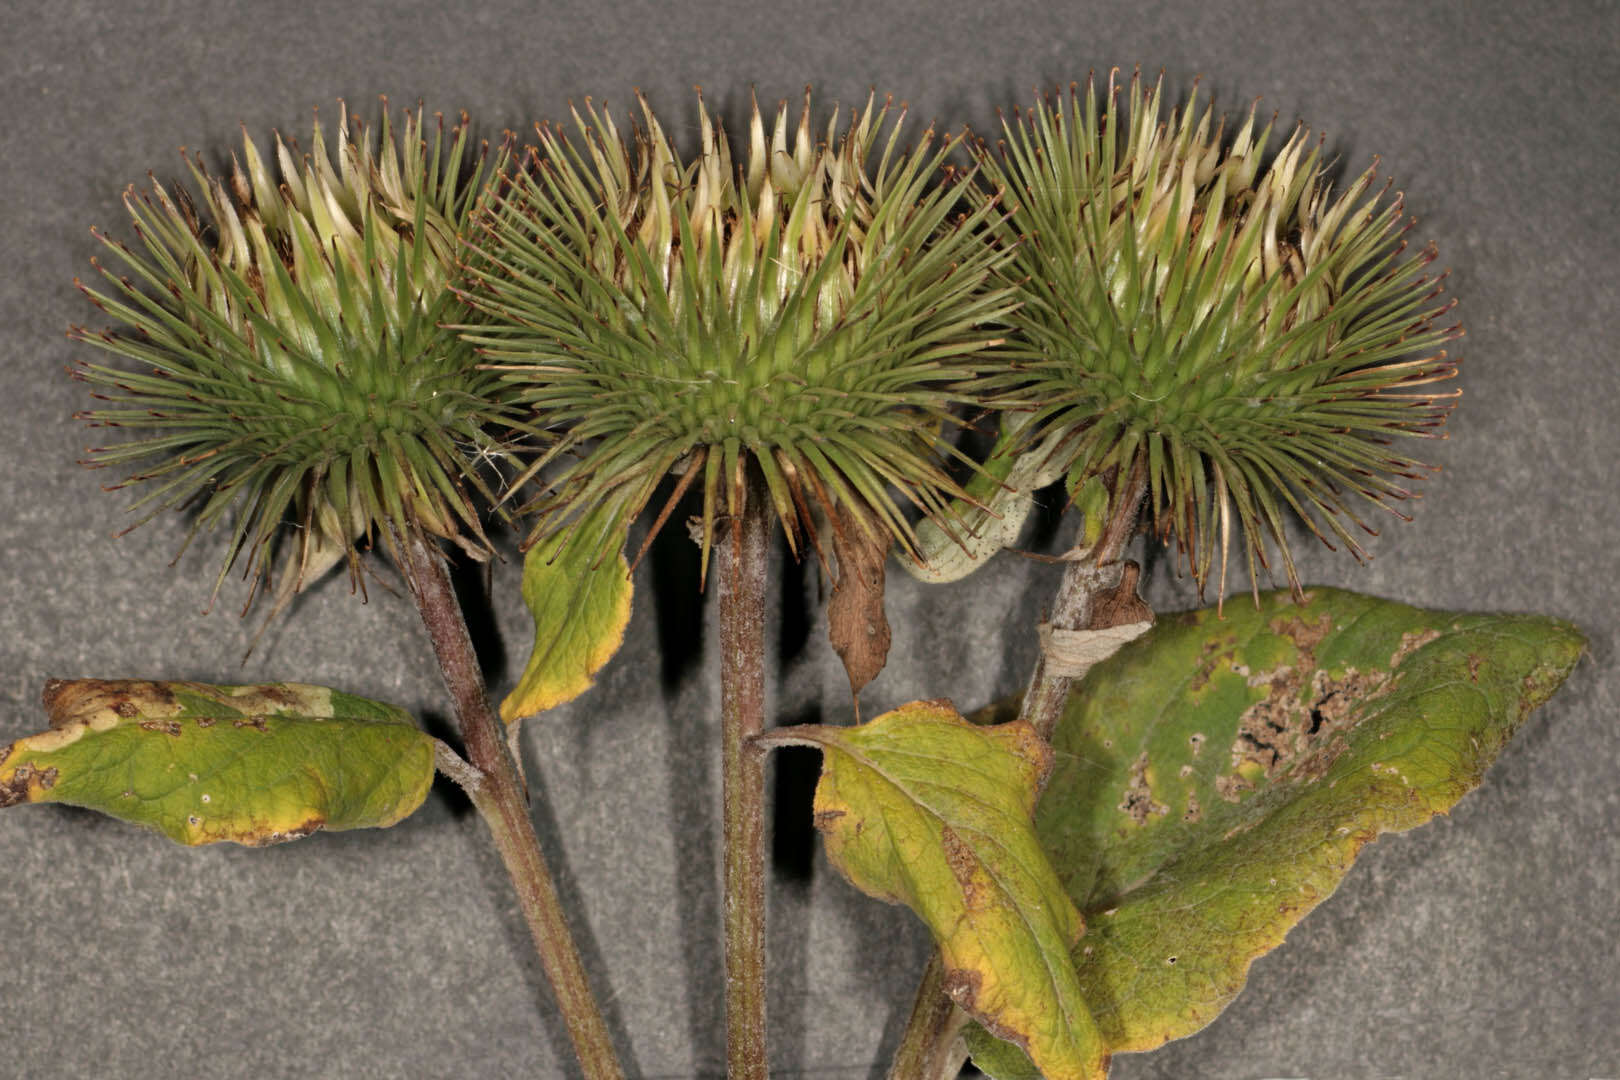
888, 470, 1148, 1080
402, 530, 625, 1080
718, 470, 772, 1080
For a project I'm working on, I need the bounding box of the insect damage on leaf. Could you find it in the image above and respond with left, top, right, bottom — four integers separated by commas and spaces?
1027, 588, 1584, 1055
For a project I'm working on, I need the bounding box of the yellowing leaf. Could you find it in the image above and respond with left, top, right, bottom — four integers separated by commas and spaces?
764, 701, 1109, 1080
500, 517, 634, 724
963, 588, 1583, 1075
0, 679, 436, 846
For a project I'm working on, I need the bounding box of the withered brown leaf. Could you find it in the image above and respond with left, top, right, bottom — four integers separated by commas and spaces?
827, 507, 893, 702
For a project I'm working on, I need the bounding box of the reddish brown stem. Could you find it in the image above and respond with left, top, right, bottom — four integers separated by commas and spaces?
402, 530, 625, 1080
718, 469, 773, 1080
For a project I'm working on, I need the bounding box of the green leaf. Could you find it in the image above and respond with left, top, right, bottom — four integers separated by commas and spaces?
764, 701, 1109, 1079
0, 679, 436, 847
499, 513, 634, 724
965, 588, 1583, 1074
964, 1027, 1044, 1080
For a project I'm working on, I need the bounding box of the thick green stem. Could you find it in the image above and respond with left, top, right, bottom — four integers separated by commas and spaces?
887, 470, 1148, 1080
402, 530, 625, 1080
718, 471, 772, 1080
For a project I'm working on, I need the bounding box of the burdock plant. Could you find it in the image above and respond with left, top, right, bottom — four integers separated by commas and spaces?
890, 71, 1465, 1077
967, 69, 1462, 740
3, 76, 1585, 1080
461, 89, 1014, 1077
67, 105, 626, 1078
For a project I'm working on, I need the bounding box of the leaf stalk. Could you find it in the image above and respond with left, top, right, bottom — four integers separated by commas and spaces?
401, 529, 625, 1080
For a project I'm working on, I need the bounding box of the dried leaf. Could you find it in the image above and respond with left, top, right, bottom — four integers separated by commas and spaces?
827, 506, 892, 699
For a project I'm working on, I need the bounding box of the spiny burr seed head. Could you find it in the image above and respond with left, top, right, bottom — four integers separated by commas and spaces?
977, 71, 1460, 597
463, 89, 1016, 574
72, 102, 521, 613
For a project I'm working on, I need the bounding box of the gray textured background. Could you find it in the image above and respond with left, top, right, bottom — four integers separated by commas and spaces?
2, 1, 1616, 1077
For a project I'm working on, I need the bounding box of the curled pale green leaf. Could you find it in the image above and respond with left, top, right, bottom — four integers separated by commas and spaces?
0, 679, 436, 846
500, 511, 634, 724
964, 588, 1583, 1075
762, 701, 1108, 1079
903, 414, 1070, 584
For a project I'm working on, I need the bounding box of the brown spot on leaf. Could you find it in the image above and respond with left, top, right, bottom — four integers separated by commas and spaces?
1228, 611, 1394, 791
139, 719, 183, 737
1269, 613, 1333, 652
1119, 752, 1168, 825
0, 757, 32, 808
1189, 637, 1236, 693
42, 679, 179, 729
1233, 694, 1291, 773
941, 967, 981, 1007
39, 679, 69, 714
940, 825, 984, 909
1183, 791, 1202, 823
1468, 654, 1482, 682
232, 715, 270, 732
811, 808, 846, 832
943, 968, 1030, 1051
252, 819, 322, 846
1521, 664, 1573, 711
1391, 628, 1441, 668
826, 506, 892, 702
1231, 663, 1390, 783
1294, 734, 1351, 783
255, 685, 304, 708
1003, 721, 1055, 786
